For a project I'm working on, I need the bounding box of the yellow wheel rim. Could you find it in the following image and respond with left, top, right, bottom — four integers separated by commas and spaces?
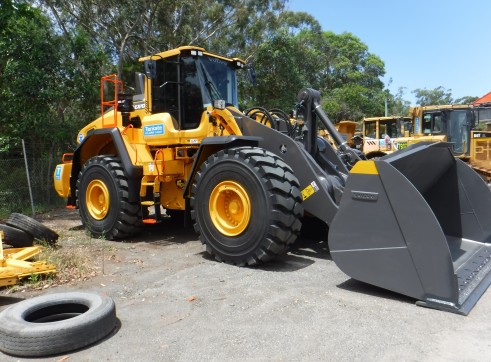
209, 181, 251, 237
86, 179, 110, 220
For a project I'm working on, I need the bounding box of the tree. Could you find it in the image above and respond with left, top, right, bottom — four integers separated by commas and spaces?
454, 95, 478, 105
243, 24, 388, 120
412, 86, 453, 106
387, 86, 411, 116
36, 2, 390, 122
40, 0, 288, 80
0, 0, 107, 154
245, 31, 318, 111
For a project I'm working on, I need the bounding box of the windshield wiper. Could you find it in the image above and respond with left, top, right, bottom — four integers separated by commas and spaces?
199, 63, 222, 101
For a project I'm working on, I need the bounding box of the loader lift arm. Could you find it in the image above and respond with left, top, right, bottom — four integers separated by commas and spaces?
296, 88, 363, 169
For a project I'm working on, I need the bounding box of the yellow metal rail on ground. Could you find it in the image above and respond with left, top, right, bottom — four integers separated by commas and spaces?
0, 231, 56, 287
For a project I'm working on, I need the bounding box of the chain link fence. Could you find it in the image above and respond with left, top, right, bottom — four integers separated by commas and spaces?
0, 141, 66, 219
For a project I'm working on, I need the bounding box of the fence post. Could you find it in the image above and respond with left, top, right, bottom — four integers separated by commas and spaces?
22, 139, 35, 216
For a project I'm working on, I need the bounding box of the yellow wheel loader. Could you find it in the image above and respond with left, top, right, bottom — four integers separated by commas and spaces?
54, 46, 491, 314
411, 104, 491, 181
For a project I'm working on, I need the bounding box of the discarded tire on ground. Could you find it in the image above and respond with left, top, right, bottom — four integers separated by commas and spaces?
0, 224, 33, 248
6, 213, 59, 245
0, 291, 117, 357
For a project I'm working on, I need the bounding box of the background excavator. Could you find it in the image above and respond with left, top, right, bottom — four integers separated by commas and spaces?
54, 46, 491, 315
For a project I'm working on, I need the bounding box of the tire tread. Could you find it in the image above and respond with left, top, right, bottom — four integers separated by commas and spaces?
76, 156, 140, 239
191, 146, 303, 266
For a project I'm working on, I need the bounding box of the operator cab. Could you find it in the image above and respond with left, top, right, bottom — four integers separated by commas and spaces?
422, 108, 474, 156
141, 47, 244, 130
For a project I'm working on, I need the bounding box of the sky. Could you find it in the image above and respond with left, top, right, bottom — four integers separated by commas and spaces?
287, 0, 491, 104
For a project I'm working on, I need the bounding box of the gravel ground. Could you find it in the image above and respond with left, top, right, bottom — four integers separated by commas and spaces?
0, 208, 490, 361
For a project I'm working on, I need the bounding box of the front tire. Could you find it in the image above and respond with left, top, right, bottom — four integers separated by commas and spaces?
77, 156, 140, 239
190, 146, 303, 266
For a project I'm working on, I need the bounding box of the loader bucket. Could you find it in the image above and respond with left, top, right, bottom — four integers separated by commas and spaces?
329, 142, 491, 315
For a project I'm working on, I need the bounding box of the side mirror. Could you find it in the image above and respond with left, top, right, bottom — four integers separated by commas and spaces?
144, 60, 157, 79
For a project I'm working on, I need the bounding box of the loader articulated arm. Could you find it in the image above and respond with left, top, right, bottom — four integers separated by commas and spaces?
297, 88, 364, 168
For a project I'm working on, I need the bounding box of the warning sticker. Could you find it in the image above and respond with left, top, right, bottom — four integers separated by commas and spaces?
301, 181, 319, 201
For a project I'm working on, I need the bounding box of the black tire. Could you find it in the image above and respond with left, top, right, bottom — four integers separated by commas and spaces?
6, 213, 59, 245
0, 291, 117, 357
0, 224, 34, 247
190, 146, 303, 266
77, 155, 141, 239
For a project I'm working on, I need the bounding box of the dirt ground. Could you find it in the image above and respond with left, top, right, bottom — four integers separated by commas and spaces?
1, 207, 491, 361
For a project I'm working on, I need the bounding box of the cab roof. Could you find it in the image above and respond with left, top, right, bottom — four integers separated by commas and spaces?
138, 46, 245, 66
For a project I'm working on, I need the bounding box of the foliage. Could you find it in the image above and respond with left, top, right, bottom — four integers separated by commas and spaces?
38, 1, 389, 121
245, 31, 316, 111
248, 28, 387, 121
412, 86, 453, 106
387, 86, 411, 116
413, 87, 479, 106
1, 0, 480, 152
0, 0, 109, 157
40, 0, 288, 82
454, 95, 478, 105
312, 32, 386, 121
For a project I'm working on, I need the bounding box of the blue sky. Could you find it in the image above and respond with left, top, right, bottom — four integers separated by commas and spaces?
287, 0, 491, 104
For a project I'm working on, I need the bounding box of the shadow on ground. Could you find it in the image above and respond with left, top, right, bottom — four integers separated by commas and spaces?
337, 278, 416, 306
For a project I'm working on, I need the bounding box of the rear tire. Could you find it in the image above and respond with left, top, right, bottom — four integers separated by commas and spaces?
190, 146, 303, 266
77, 156, 141, 239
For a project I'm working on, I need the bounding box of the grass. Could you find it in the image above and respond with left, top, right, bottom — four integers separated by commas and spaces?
2, 228, 115, 294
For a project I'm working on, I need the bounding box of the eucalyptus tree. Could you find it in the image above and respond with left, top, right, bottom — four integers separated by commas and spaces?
40, 0, 288, 79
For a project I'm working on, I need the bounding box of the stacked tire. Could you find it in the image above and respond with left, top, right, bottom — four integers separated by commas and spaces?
0, 213, 58, 248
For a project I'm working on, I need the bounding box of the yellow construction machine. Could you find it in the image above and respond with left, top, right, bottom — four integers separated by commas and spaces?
409, 104, 473, 158
361, 116, 415, 158
319, 120, 359, 149
360, 106, 491, 181
54, 46, 491, 314
409, 104, 491, 180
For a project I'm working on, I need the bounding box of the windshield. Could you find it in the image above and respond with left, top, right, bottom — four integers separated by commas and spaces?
364, 122, 376, 138
197, 56, 239, 108
379, 120, 398, 138
364, 120, 401, 139
475, 107, 491, 123
447, 110, 470, 155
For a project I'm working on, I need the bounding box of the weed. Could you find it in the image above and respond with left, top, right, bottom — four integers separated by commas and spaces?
27, 273, 40, 284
